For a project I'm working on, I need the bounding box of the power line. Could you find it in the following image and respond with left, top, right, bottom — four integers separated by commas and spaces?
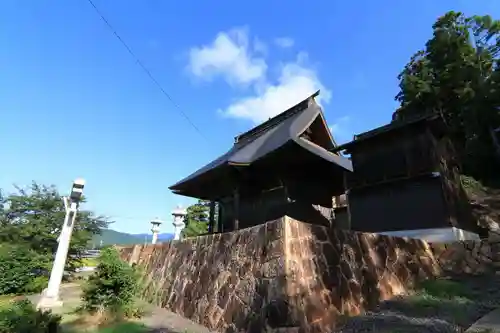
85, 0, 208, 141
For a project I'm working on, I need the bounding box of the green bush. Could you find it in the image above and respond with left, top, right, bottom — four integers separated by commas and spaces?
23, 276, 49, 294
0, 299, 61, 333
81, 247, 142, 317
0, 244, 48, 295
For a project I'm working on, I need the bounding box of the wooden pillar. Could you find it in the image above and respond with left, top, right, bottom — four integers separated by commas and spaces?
208, 201, 216, 233
217, 203, 223, 233
233, 188, 240, 231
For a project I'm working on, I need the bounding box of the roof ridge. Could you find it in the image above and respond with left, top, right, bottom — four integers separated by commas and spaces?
233, 90, 320, 145
333, 114, 443, 152
354, 114, 441, 141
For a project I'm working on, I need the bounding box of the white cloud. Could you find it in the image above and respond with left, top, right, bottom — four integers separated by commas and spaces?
187, 28, 267, 86
274, 37, 295, 48
330, 116, 353, 143
188, 28, 331, 125
223, 54, 331, 124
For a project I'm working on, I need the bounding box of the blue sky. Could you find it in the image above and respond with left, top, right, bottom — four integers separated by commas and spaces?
0, 0, 498, 234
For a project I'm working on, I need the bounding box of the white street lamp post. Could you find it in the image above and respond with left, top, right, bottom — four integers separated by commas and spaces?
150, 217, 163, 245
172, 206, 187, 241
37, 179, 85, 309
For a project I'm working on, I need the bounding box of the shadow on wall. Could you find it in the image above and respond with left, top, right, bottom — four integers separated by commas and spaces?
119, 218, 443, 332
277, 218, 441, 332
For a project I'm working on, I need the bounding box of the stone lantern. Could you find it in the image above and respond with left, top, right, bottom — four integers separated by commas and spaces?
172, 205, 187, 240
150, 217, 163, 245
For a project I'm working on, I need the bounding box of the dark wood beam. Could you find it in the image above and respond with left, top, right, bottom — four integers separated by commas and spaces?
233, 188, 240, 231
217, 202, 223, 233
343, 173, 352, 230
208, 201, 216, 233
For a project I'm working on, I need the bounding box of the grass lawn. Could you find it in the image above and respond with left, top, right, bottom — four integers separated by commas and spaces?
415, 278, 472, 299
63, 319, 150, 333
411, 278, 473, 304
79, 257, 99, 267
397, 277, 482, 327
93, 322, 149, 333
0, 295, 15, 309
0, 295, 14, 302
60, 297, 154, 333
404, 290, 473, 319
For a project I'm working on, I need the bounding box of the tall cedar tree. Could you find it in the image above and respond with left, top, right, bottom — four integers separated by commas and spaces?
394, 11, 500, 181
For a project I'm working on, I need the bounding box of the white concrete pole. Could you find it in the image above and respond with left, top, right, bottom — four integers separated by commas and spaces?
151, 232, 158, 244
38, 199, 78, 308
37, 179, 85, 309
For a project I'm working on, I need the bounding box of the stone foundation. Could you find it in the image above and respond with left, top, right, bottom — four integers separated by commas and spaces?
376, 227, 479, 242
120, 217, 453, 332
430, 232, 500, 275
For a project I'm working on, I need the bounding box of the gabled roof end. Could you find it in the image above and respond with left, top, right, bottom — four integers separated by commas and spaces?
233, 90, 321, 144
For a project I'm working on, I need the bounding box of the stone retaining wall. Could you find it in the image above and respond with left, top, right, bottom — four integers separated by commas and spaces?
120, 221, 500, 331
120, 217, 448, 332
120, 218, 287, 332
282, 217, 441, 332
430, 232, 500, 274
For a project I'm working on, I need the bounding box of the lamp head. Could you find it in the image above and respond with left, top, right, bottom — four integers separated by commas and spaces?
70, 178, 85, 203
171, 205, 187, 217
151, 217, 163, 226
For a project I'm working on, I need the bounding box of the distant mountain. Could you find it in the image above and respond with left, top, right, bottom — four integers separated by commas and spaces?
90, 229, 142, 247
89, 229, 174, 247
134, 233, 174, 242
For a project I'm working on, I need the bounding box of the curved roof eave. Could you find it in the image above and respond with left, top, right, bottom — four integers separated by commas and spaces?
294, 137, 353, 172
169, 91, 350, 191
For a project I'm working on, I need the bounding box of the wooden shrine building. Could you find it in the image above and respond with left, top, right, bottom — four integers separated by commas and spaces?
169, 91, 353, 233
333, 115, 480, 238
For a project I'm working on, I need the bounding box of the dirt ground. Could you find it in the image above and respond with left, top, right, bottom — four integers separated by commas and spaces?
29, 283, 213, 333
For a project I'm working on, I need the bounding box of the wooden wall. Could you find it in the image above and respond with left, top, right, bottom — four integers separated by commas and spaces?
346, 126, 477, 234
346, 131, 437, 190
217, 179, 341, 232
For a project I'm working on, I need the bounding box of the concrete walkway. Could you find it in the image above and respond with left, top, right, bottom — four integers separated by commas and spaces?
466, 308, 500, 332
140, 306, 213, 333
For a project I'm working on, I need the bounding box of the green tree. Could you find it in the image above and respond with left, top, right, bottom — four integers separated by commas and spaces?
0, 182, 109, 272
0, 244, 48, 294
393, 11, 500, 181
181, 200, 210, 238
